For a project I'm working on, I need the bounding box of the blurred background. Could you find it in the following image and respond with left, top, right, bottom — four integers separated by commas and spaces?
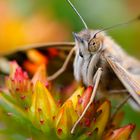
0, 0, 140, 139
0, 0, 140, 56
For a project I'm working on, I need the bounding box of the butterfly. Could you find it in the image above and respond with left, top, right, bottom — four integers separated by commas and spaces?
0, 0, 140, 134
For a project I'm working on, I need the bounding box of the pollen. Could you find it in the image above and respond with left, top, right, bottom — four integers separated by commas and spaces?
20, 95, 26, 100
40, 119, 45, 125
85, 118, 91, 127
57, 128, 63, 135
38, 108, 42, 112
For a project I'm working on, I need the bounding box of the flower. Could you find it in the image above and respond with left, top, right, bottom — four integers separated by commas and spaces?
5, 61, 33, 109
0, 61, 135, 140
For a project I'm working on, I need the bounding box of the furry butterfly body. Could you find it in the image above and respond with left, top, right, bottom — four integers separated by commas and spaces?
73, 29, 140, 104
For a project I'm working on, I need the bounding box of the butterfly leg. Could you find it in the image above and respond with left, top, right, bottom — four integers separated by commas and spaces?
109, 89, 128, 93
111, 94, 131, 120
71, 67, 103, 134
47, 47, 76, 81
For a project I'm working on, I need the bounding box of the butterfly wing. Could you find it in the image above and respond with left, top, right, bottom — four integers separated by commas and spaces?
1, 42, 74, 56
0, 42, 75, 74
104, 54, 140, 106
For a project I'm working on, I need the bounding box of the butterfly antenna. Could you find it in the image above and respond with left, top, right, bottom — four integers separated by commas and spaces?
94, 15, 140, 37
67, 0, 88, 29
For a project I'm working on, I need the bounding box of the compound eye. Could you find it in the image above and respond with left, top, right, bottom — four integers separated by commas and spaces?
88, 39, 100, 52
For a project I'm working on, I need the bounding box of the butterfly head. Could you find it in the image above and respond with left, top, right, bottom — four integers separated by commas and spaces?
73, 30, 104, 57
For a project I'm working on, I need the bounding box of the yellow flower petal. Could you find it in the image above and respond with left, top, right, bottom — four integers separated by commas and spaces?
104, 124, 135, 140
55, 100, 78, 139
67, 86, 84, 109
30, 81, 57, 132
92, 100, 111, 139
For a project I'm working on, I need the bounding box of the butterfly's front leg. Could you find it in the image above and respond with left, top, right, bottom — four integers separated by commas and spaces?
71, 67, 103, 134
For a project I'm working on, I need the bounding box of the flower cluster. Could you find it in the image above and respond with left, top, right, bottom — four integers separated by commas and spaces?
0, 62, 135, 140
